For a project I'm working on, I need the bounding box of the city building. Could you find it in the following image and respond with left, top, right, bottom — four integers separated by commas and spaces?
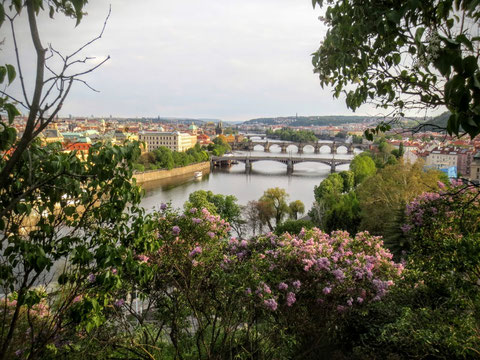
471, 152, 480, 182
425, 147, 458, 169
457, 148, 474, 177
138, 131, 197, 152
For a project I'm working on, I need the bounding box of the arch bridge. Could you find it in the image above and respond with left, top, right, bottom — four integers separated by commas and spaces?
233, 140, 369, 154
211, 155, 352, 173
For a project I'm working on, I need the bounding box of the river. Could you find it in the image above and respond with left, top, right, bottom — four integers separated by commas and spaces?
140, 141, 357, 213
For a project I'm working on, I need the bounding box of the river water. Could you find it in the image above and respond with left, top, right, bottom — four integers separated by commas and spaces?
140, 140, 357, 213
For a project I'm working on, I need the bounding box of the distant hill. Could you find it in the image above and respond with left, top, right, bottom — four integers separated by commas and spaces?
242, 115, 379, 126
420, 112, 451, 132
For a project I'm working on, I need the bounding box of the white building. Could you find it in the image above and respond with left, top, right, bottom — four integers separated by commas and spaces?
425, 147, 458, 169
138, 131, 197, 152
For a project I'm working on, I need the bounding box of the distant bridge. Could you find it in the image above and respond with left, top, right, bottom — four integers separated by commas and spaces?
232, 140, 369, 154
211, 155, 353, 173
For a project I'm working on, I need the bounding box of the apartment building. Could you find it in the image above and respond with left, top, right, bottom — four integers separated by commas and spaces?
425, 147, 458, 169
471, 152, 480, 182
138, 131, 197, 152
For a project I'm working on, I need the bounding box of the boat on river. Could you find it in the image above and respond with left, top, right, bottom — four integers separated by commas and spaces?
194, 171, 202, 178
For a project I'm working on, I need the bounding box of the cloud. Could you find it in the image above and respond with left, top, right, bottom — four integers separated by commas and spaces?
4, 0, 370, 121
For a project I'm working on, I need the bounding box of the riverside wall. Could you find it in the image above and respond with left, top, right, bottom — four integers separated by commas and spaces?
133, 162, 211, 185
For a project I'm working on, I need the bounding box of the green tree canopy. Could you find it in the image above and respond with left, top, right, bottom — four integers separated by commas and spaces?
257, 187, 290, 231
312, 0, 480, 138
288, 200, 305, 220
349, 154, 376, 185
356, 161, 443, 241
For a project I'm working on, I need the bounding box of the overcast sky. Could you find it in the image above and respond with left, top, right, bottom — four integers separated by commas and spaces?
4, 0, 387, 121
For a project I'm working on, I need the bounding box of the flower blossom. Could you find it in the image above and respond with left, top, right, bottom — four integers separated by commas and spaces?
286, 292, 296, 306
264, 298, 278, 311
172, 226, 181, 235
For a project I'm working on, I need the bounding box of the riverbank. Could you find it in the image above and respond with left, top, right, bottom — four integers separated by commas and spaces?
133, 162, 211, 185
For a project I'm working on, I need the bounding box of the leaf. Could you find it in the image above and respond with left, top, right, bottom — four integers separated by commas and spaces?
49, 5, 55, 18
6, 64, 16, 85
12, 0, 21, 13
415, 27, 425, 43
0, 3, 5, 27
0, 66, 5, 83
393, 53, 401, 65
462, 56, 477, 77
4, 103, 20, 124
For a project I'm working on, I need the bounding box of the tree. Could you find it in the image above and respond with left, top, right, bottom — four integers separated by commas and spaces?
349, 154, 376, 185
313, 173, 344, 203
356, 160, 443, 241
288, 200, 305, 220
257, 188, 290, 231
339, 170, 354, 192
184, 190, 244, 235
0, 3, 154, 358
243, 200, 265, 236
0, 0, 109, 195
312, 0, 480, 139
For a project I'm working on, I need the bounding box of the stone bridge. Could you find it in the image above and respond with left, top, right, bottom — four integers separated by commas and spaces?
232, 140, 368, 154
211, 155, 352, 173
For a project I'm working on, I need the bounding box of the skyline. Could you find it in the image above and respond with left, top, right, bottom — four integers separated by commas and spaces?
5, 0, 441, 122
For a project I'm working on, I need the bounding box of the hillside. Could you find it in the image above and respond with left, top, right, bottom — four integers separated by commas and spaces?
242, 115, 378, 126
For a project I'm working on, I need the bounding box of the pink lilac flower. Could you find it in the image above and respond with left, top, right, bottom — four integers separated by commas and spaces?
292, 280, 301, 289
189, 246, 203, 257
192, 260, 199, 267
189, 207, 197, 213
240, 240, 248, 248
112, 268, 117, 275
137, 255, 149, 263
278, 282, 288, 291
114, 299, 125, 307
286, 292, 296, 306
332, 269, 345, 281
160, 203, 167, 210
245, 288, 252, 295
207, 231, 215, 238
87, 274, 96, 283
73, 295, 82, 303
357, 297, 364, 304
172, 226, 181, 235
192, 218, 202, 224
15, 349, 23, 357
322, 287, 331, 295
263, 284, 272, 294
264, 298, 278, 311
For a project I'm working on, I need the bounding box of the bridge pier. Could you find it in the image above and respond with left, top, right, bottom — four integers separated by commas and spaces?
314, 145, 321, 154
347, 145, 354, 155
330, 162, 336, 173
297, 144, 304, 154
264, 142, 270, 152
331, 142, 337, 154
245, 159, 252, 172
280, 144, 288, 153
287, 160, 294, 173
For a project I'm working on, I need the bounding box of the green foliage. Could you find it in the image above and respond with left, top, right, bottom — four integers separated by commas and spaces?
288, 200, 305, 220
313, 172, 344, 203
345, 186, 480, 359
135, 145, 208, 171
0, 140, 155, 358
274, 219, 314, 236
312, 0, 480, 138
184, 190, 244, 235
356, 161, 443, 250
257, 187, 290, 231
349, 154, 376, 185
339, 170, 354, 193
208, 136, 231, 156
266, 128, 317, 142
323, 191, 361, 235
